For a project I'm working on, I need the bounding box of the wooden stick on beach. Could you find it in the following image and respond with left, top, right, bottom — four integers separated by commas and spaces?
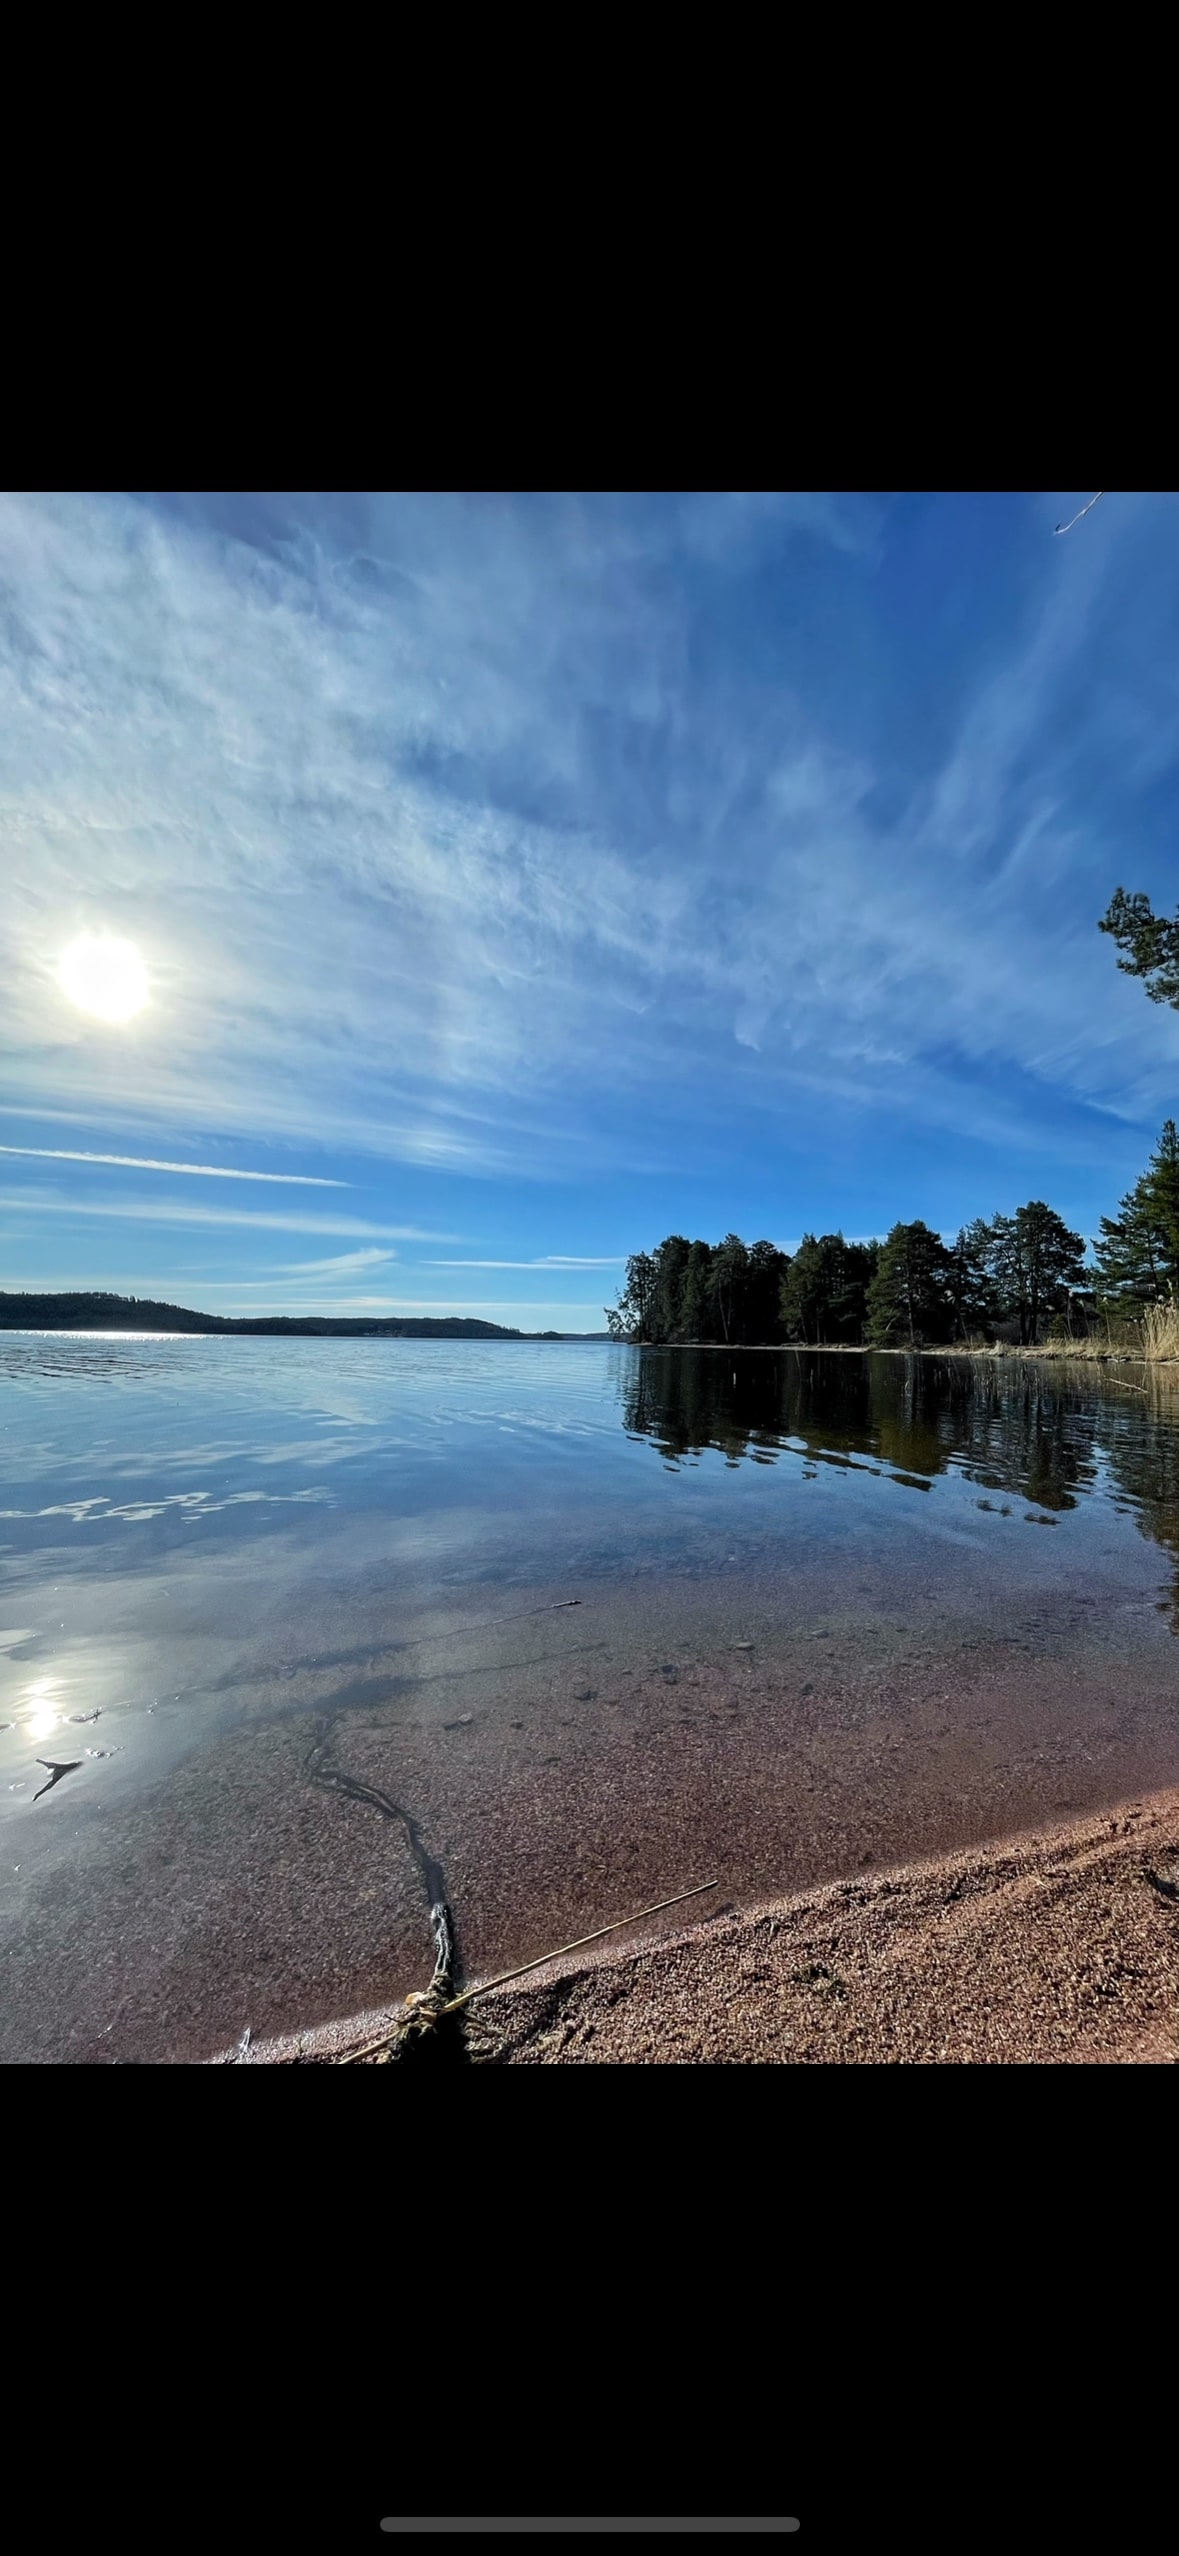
438, 1877, 722, 2014
333, 1877, 721, 2062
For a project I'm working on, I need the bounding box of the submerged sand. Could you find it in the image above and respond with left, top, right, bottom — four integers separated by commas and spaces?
236, 1786, 1179, 2064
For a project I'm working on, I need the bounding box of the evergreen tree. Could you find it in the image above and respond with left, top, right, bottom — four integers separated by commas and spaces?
651, 1236, 691, 1341
779, 1234, 826, 1342
987, 1203, 1086, 1345
605, 1250, 658, 1340
744, 1240, 791, 1343
1092, 1120, 1179, 1308
828, 1239, 879, 1340
1143, 1119, 1179, 1283
1092, 1197, 1166, 1308
946, 1218, 999, 1341
605, 1233, 788, 1344
779, 1233, 865, 1343
865, 1222, 953, 1346
1099, 888, 1179, 1009
678, 1241, 714, 1342
710, 1233, 749, 1344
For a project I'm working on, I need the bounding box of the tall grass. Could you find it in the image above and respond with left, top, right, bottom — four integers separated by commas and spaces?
948, 1301, 1179, 1363
1033, 1334, 1132, 1360
1141, 1300, 1179, 1361
948, 1331, 1139, 1361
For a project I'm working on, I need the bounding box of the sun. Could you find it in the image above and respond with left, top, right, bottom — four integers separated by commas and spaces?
58, 933, 149, 1024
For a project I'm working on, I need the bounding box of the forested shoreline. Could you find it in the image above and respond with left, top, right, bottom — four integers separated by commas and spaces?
0, 1293, 531, 1339
605, 1120, 1179, 1349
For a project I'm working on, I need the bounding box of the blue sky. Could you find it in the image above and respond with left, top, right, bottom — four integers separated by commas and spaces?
3, 488, 1179, 1330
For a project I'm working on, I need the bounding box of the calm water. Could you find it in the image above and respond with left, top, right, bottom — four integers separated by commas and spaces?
3, 1334, 1179, 2060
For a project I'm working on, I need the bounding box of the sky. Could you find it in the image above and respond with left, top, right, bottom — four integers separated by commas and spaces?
3, 488, 1179, 1331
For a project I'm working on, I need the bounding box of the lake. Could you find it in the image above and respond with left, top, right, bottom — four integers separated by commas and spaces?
3, 1332, 1179, 2061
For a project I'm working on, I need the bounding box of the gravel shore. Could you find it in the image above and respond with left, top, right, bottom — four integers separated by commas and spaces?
236, 1784, 1179, 2065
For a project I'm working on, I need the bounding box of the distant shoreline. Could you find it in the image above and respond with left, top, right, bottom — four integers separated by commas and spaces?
0, 1291, 610, 1341
0, 1324, 612, 1340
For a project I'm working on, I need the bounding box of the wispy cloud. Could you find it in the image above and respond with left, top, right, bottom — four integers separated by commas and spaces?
185, 1249, 403, 1283
0, 1144, 344, 1182
0, 491, 901, 1177
6, 487, 1179, 1270
275, 1248, 398, 1274
0, 1190, 450, 1240
424, 1255, 626, 1269
181, 1289, 608, 1315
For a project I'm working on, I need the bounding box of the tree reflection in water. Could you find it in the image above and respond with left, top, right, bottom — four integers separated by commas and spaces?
620, 1348, 1179, 1623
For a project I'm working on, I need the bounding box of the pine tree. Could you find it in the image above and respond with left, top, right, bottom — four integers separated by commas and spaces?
1092, 1120, 1179, 1310
946, 1219, 998, 1341
778, 1234, 879, 1344
651, 1236, 691, 1341
1143, 1119, 1179, 1287
678, 1242, 714, 1342
827, 1239, 879, 1341
710, 1234, 748, 1344
987, 1204, 1086, 1345
1092, 1196, 1166, 1308
605, 1251, 658, 1340
1099, 889, 1179, 1008
780, 1234, 821, 1342
865, 1222, 953, 1346
744, 1240, 790, 1343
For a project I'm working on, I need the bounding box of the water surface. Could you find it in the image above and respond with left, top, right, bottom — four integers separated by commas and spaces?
3, 1335, 1178, 2060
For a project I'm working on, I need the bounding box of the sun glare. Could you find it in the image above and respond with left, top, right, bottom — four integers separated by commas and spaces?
58, 933, 149, 1023
22, 1678, 60, 1743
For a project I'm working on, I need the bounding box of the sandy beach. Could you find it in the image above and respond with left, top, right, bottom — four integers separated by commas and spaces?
233, 1786, 1179, 2065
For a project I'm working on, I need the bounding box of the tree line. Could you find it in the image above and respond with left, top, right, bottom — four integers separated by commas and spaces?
605, 1119, 1179, 1349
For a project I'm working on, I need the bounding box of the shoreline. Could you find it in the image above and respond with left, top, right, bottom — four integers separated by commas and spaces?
634, 1341, 1179, 1364
12, 1544, 1179, 2066
235, 1786, 1179, 2066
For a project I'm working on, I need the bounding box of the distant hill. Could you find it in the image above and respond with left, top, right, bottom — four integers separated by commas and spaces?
0, 1290, 525, 1339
